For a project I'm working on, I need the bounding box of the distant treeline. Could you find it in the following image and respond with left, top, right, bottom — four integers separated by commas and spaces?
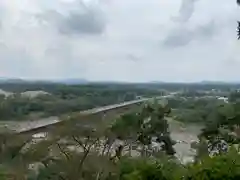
0, 82, 240, 93
0, 83, 162, 121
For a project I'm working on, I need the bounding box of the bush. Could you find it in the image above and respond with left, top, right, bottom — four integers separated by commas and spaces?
118, 158, 185, 180
185, 148, 240, 180
116, 149, 240, 180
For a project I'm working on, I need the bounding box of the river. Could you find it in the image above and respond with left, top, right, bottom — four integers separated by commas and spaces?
168, 118, 203, 163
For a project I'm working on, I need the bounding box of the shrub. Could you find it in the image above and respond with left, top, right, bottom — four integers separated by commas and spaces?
185, 148, 240, 180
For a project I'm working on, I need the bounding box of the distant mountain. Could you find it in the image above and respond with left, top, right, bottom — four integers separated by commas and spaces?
199, 81, 240, 85
0, 78, 89, 85
50, 78, 89, 85
1, 77, 240, 85
0, 78, 26, 84
148, 81, 166, 84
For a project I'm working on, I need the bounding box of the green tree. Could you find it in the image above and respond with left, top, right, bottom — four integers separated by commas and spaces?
110, 100, 175, 158
186, 148, 240, 180
117, 157, 185, 180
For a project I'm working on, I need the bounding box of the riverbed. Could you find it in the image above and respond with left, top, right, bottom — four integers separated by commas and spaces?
168, 118, 203, 163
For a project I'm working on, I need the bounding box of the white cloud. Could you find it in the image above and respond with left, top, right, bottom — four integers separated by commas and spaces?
0, 0, 240, 82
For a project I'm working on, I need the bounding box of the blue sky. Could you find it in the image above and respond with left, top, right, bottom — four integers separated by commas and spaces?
0, 0, 240, 82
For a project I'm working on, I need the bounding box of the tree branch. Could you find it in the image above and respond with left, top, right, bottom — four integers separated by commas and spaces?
72, 135, 88, 152
77, 138, 99, 174
57, 143, 70, 161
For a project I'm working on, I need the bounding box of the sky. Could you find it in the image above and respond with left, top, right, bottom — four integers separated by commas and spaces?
0, 0, 240, 82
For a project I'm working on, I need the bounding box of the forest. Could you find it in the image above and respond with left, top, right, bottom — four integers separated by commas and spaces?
0, 83, 240, 179
0, 83, 162, 120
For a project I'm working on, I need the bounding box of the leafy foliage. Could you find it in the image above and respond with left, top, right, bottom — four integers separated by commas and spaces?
186, 148, 240, 180
110, 101, 175, 157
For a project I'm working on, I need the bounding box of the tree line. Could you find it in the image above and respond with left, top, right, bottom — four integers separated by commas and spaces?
0, 84, 161, 120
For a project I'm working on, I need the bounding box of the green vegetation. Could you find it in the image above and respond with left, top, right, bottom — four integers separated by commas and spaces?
167, 97, 222, 123
0, 94, 239, 179
0, 83, 162, 120
1, 82, 240, 179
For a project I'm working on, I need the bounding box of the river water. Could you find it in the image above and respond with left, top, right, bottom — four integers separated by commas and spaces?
0, 116, 60, 133
168, 118, 203, 163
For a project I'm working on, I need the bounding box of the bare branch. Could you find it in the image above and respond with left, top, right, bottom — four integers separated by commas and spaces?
78, 138, 99, 174
59, 175, 67, 180
72, 135, 87, 152
57, 143, 70, 161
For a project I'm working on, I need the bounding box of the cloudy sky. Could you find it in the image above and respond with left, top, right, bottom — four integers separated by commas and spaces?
0, 0, 240, 82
